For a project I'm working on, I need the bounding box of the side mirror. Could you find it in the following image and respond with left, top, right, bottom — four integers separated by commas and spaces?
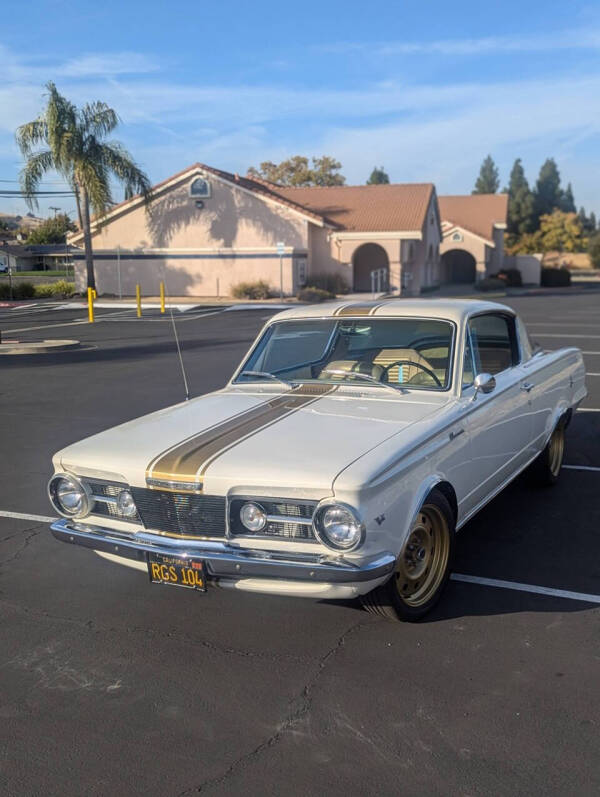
473, 372, 496, 400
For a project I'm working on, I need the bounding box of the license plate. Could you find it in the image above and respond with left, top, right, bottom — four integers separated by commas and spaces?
147, 552, 207, 591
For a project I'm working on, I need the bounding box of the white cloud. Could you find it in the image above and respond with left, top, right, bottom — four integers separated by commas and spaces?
320, 28, 600, 57
1, 44, 599, 214
56, 52, 160, 78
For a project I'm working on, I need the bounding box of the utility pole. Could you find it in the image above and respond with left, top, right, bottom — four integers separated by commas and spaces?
49, 206, 61, 217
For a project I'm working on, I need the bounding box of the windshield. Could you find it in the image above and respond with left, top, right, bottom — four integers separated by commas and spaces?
236, 317, 455, 391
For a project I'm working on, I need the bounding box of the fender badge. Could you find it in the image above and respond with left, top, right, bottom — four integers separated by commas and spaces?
375, 514, 385, 526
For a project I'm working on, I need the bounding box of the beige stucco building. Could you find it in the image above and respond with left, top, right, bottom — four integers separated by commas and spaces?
438, 194, 508, 283
68, 164, 442, 297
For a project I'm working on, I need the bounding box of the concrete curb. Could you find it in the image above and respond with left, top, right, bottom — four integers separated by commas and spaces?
0, 339, 81, 355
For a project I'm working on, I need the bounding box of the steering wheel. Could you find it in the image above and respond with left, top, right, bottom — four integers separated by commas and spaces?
381, 359, 442, 387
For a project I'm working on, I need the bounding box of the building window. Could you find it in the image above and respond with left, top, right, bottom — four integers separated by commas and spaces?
189, 178, 211, 198
452, 231, 463, 242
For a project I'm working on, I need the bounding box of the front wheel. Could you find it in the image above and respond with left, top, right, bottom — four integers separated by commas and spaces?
361, 490, 455, 622
527, 423, 565, 486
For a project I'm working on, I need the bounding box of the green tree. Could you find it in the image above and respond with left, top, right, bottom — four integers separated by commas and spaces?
472, 155, 499, 194
247, 155, 345, 186
367, 166, 390, 185
26, 213, 76, 244
589, 233, 600, 269
561, 182, 576, 213
505, 158, 535, 237
533, 158, 563, 224
578, 206, 597, 235
538, 210, 586, 253
16, 82, 152, 289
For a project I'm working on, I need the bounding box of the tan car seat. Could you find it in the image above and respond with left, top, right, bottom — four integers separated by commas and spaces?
372, 348, 434, 385
318, 360, 385, 381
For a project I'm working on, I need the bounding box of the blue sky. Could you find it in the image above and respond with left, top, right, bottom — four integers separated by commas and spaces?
1, 0, 599, 218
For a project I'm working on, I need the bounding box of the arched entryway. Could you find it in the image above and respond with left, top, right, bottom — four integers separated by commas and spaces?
352, 243, 389, 292
441, 249, 476, 283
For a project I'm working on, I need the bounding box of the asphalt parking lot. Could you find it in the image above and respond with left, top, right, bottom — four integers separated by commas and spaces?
1, 293, 599, 796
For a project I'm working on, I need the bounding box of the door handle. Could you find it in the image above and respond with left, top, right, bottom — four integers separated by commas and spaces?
521, 382, 535, 393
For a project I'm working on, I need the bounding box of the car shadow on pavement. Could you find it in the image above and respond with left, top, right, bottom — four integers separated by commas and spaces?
327, 471, 600, 622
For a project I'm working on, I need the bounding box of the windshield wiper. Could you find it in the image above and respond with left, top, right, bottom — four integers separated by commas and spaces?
239, 370, 297, 388
320, 369, 404, 395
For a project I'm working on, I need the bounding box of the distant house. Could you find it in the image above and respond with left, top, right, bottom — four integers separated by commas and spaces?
0, 243, 78, 272
438, 194, 508, 283
67, 163, 441, 297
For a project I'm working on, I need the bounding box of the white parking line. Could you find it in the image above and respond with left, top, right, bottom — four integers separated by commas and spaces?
0, 510, 55, 523
451, 573, 600, 604
586, 372, 600, 376
535, 333, 600, 339
577, 408, 600, 413
563, 465, 600, 472
582, 351, 600, 355
7, 319, 89, 334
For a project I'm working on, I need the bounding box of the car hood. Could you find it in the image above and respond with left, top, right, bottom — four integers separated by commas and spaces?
55, 386, 450, 495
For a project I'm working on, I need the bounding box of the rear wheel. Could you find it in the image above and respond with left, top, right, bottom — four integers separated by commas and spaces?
528, 423, 565, 486
361, 490, 455, 622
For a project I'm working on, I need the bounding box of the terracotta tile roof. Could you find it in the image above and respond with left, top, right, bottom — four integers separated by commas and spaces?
72, 163, 435, 238
267, 183, 435, 232
439, 194, 508, 243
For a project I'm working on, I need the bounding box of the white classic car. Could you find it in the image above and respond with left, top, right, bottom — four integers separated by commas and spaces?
49, 299, 587, 621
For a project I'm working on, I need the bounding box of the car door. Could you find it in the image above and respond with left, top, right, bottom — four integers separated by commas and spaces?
460, 312, 533, 517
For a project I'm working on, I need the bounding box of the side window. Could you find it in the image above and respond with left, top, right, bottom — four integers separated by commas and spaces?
468, 314, 519, 376
462, 330, 476, 388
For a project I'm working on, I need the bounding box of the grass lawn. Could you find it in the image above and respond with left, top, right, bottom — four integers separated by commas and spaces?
1, 270, 70, 277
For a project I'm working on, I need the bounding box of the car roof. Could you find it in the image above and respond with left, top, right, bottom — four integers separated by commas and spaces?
269, 298, 515, 325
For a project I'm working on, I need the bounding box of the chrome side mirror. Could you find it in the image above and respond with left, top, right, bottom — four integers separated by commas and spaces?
472, 372, 496, 400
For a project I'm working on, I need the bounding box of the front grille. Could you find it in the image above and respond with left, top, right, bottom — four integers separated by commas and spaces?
85, 480, 139, 523
130, 487, 226, 538
229, 498, 317, 541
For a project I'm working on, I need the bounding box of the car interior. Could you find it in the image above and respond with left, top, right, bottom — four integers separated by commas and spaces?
243, 318, 455, 390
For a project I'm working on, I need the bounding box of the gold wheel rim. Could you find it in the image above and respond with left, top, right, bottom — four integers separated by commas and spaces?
395, 504, 450, 608
548, 427, 564, 477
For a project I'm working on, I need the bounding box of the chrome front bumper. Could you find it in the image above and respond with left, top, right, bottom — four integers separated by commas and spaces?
50, 519, 396, 584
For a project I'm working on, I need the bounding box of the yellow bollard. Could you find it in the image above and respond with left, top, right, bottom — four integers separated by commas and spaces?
92, 288, 97, 300
136, 284, 142, 318
87, 287, 95, 323
159, 281, 165, 314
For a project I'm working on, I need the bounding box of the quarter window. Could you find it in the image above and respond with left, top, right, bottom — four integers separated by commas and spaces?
468, 314, 519, 376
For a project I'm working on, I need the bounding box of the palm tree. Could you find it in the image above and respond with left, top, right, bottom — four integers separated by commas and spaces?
16, 82, 152, 290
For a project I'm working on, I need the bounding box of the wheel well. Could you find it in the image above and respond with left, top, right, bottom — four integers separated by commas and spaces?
559, 408, 572, 429
431, 481, 458, 525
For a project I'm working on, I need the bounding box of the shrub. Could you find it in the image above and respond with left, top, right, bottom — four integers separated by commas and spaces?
541, 267, 571, 287
231, 280, 272, 300
306, 272, 349, 295
51, 279, 76, 298
34, 283, 55, 298
589, 233, 600, 269
297, 286, 335, 303
490, 268, 522, 287
474, 277, 506, 292
0, 283, 10, 299
12, 282, 35, 299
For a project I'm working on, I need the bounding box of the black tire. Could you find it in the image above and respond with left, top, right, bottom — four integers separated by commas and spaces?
360, 490, 455, 622
527, 422, 566, 487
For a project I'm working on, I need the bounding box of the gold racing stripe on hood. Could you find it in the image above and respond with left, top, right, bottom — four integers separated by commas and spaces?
146, 384, 335, 491
334, 303, 383, 317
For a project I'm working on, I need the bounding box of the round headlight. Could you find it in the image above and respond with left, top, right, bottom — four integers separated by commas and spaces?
240, 502, 267, 532
117, 489, 137, 517
314, 503, 364, 551
48, 474, 90, 518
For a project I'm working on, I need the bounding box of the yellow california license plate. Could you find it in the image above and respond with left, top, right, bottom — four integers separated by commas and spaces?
147, 552, 206, 591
